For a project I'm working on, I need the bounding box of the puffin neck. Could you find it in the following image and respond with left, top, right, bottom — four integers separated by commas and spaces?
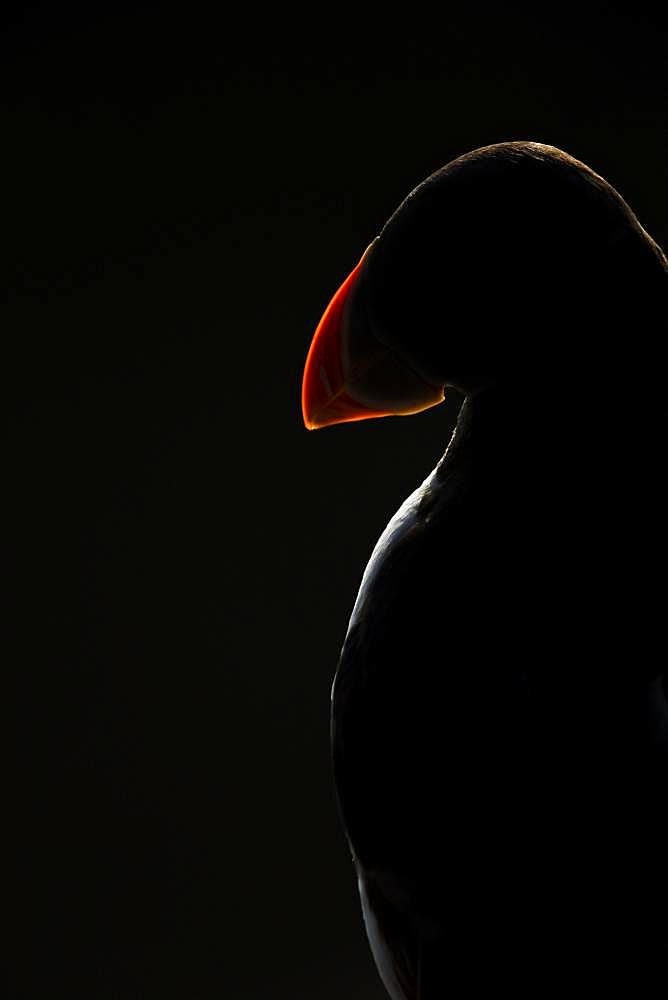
451, 382, 667, 482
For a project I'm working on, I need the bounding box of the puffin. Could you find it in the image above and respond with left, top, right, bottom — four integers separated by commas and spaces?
301, 142, 668, 999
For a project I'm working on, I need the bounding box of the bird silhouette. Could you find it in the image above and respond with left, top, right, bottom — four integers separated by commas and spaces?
302, 142, 668, 999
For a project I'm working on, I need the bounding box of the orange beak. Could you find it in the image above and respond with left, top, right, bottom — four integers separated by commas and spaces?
302, 250, 445, 430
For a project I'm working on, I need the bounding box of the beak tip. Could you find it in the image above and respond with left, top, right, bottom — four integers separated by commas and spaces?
301, 398, 316, 430
303, 412, 324, 431
302, 406, 319, 431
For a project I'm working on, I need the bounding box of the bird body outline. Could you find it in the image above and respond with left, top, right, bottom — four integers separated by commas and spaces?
303, 142, 668, 998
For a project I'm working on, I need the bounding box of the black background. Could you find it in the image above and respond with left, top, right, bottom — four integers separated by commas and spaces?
5, 5, 667, 997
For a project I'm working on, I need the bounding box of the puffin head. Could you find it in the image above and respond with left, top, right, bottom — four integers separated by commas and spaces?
302, 141, 667, 429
